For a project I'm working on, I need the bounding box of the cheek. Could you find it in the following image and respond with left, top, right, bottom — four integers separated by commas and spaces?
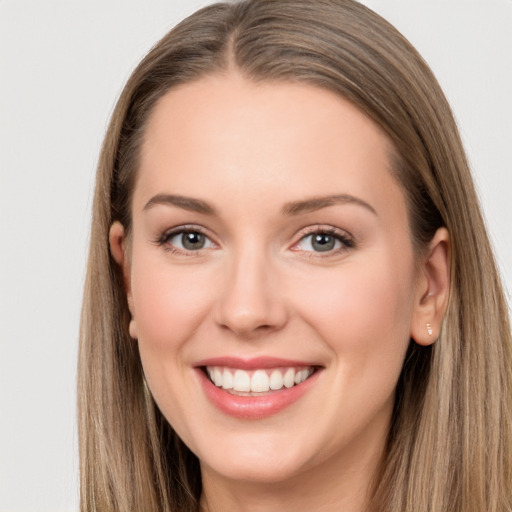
129, 256, 217, 407
129, 259, 217, 434
131, 261, 214, 351
287, 253, 416, 446
293, 253, 415, 368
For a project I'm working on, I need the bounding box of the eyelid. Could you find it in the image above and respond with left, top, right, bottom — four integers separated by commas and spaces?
290, 225, 355, 255
154, 223, 354, 257
155, 224, 218, 254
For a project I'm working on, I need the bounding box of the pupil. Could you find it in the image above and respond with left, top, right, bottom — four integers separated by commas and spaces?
182, 232, 205, 250
312, 233, 335, 252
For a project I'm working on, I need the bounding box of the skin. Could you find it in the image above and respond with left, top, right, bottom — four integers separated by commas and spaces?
110, 74, 450, 512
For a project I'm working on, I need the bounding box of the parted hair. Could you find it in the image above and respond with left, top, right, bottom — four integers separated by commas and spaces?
78, 1, 512, 510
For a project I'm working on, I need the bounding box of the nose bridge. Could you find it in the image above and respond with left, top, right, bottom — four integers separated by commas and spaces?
215, 240, 287, 336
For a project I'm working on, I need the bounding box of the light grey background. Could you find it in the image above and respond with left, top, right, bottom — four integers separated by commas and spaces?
1, 1, 510, 510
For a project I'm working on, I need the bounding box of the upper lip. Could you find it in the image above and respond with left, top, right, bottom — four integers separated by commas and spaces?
194, 356, 321, 370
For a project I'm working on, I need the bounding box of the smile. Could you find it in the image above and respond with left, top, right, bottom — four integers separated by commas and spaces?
206, 366, 315, 395
195, 358, 322, 419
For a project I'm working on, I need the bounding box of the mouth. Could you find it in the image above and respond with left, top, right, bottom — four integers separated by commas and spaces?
195, 358, 322, 419
203, 365, 316, 396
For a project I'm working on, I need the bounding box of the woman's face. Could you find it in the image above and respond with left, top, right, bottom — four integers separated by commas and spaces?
114, 74, 432, 486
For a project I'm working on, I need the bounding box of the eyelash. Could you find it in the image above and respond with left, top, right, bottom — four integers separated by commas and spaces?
155, 225, 355, 257
155, 225, 215, 256
291, 226, 355, 257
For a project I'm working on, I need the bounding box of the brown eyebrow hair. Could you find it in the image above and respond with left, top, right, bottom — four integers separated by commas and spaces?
282, 194, 377, 216
143, 193, 376, 217
143, 194, 217, 215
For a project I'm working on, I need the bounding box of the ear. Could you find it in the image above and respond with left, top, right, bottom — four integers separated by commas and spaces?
109, 221, 138, 339
410, 227, 451, 346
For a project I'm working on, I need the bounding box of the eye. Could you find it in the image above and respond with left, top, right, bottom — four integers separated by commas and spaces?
293, 229, 354, 254
158, 228, 216, 253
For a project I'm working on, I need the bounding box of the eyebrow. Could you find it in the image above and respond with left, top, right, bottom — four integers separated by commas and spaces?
282, 194, 377, 216
143, 194, 216, 215
143, 192, 376, 217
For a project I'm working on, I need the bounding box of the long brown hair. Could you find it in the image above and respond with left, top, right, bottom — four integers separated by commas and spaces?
78, 1, 512, 510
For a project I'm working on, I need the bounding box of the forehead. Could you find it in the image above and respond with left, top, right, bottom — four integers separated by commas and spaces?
135, 73, 406, 223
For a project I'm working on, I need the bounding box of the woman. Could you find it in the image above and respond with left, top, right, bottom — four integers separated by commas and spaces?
78, 1, 512, 510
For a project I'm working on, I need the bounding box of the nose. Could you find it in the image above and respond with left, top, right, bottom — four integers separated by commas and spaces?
214, 247, 288, 338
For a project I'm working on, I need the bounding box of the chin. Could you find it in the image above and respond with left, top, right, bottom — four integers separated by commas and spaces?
203, 456, 307, 484
195, 433, 317, 484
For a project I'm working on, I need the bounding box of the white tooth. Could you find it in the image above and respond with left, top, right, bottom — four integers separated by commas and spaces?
213, 367, 223, 387
222, 369, 233, 389
233, 369, 251, 392
251, 370, 270, 392
295, 368, 308, 384
207, 367, 215, 381
269, 369, 284, 390
283, 368, 295, 388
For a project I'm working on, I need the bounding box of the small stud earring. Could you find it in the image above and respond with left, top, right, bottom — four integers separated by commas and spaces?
426, 323, 433, 336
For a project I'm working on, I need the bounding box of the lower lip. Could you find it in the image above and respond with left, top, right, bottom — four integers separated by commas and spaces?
196, 368, 321, 420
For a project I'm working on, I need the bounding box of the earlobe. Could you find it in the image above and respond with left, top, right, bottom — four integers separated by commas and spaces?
411, 227, 451, 346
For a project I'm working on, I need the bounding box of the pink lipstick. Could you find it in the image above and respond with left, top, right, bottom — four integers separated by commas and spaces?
194, 357, 321, 419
